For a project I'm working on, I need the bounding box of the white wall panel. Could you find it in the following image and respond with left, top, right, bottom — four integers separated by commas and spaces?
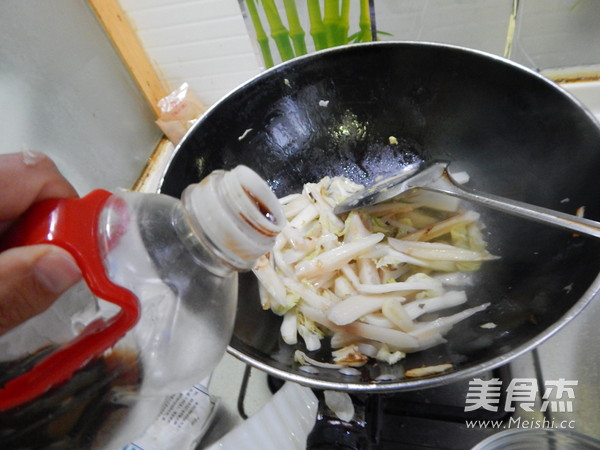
121, 0, 261, 106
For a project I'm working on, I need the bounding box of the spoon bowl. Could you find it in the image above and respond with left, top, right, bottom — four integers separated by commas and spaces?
335, 160, 600, 240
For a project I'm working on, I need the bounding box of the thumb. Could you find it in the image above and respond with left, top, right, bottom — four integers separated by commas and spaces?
0, 245, 82, 335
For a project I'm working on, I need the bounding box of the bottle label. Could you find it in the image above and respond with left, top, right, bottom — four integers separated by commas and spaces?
123, 384, 219, 450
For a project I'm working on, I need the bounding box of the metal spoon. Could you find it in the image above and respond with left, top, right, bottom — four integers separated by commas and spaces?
334, 160, 600, 239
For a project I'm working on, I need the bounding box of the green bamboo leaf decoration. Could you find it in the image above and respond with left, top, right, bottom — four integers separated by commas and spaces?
283, 0, 307, 56
243, 0, 382, 66
339, 0, 351, 44
323, 0, 341, 47
358, 0, 372, 42
307, 0, 328, 50
262, 0, 296, 61
245, 0, 275, 67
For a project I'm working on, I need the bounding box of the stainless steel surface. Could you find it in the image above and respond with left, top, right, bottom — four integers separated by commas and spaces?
332, 160, 424, 213
535, 287, 600, 440
335, 160, 600, 239
472, 428, 600, 450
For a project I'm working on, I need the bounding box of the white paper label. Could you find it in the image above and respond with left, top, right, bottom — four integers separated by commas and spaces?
123, 385, 219, 450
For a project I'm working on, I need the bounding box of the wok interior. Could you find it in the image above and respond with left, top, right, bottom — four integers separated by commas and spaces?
160, 43, 600, 390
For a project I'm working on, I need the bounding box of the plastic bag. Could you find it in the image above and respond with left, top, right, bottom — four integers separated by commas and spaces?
155, 83, 206, 145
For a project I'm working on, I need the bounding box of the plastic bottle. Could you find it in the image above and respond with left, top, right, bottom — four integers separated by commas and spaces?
0, 165, 284, 448
101, 164, 284, 395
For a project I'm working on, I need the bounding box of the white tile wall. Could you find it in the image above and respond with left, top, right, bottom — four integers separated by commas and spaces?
511, 0, 600, 70
374, 0, 514, 56
120, 0, 261, 107
121, 0, 600, 109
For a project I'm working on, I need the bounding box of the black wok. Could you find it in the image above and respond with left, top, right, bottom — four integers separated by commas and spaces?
158, 42, 600, 392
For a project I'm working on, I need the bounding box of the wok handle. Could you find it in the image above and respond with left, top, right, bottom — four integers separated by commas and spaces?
426, 171, 600, 239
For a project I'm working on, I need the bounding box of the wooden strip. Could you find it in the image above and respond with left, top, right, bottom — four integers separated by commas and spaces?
88, 0, 167, 117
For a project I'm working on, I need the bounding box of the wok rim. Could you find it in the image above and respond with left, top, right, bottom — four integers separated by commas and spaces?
158, 41, 600, 392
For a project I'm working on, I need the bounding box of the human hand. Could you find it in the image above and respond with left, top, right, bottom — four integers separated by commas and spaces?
0, 152, 82, 336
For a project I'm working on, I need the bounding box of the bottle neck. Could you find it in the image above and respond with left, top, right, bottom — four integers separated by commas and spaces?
180, 165, 284, 272
170, 203, 233, 278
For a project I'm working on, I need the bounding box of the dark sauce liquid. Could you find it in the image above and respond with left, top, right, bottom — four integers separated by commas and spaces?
243, 187, 276, 224
0, 348, 141, 449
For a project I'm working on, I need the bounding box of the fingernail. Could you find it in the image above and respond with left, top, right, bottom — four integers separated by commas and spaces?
21, 148, 46, 166
34, 248, 82, 294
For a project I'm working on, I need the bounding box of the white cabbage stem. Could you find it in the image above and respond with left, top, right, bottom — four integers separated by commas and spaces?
295, 233, 385, 279
253, 255, 288, 310
389, 237, 494, 261
288, 203, 319, 229
361, 244, 430, 268
410, 303, 490, 339
401, 210, 480, 242
404, 290, 468, 320
343, 322, 421, 351
343, 211, 371, 242
328, 295, 391, 326
280, 309, 298, 345
382, 299, 415, 331
281, 193, 309, 218
304, 183, 345, 235
283, 278, 332, 310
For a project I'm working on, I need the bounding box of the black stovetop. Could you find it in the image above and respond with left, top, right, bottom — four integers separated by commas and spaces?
265, 364, 515, 450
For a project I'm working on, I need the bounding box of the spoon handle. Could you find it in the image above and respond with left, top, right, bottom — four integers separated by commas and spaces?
425, 176, 600, 239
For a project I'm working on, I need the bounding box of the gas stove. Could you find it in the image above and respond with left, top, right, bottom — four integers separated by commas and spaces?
138, 80, 600, 450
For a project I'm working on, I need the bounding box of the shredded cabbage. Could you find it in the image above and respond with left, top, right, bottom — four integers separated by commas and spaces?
253, 176, 496, 368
